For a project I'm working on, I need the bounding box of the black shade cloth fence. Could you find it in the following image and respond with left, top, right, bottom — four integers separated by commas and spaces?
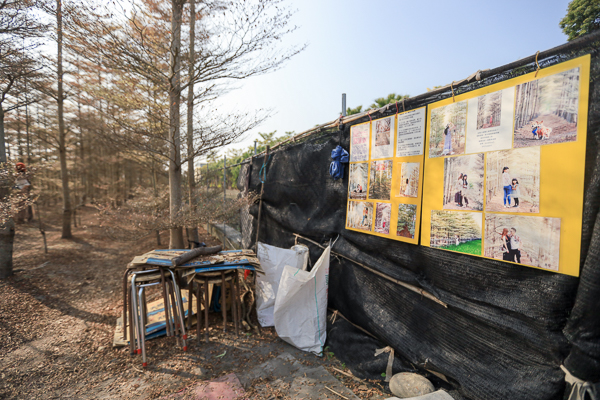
238, 31, 600, 400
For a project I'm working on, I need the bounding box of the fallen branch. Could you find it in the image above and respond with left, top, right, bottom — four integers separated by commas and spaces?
325, 386, 349, 399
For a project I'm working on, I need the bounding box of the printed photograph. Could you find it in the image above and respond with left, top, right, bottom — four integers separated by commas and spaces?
429, 100, 468, 158
430, 211, 482, 255
349, 163, 368, 200
485, 147, 540, 213
443, 153, 484, 211
374, 202, 392, 234
398, 162, 420, 198
513, 67, 580, 148
484, 214, 561, 271
369, 160, 393, 200
397, 204, 418, 239
346, 201, 374, 232
476, 91, 502, 129
374, 116, 392, 146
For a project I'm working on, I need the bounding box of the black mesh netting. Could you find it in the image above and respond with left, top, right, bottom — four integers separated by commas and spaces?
238, 32, 600, 400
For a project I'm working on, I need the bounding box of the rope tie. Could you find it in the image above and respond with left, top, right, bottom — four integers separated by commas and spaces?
367, 110, 372, 123
259, 154, 271, 183
374, 346, 395, 382
451, 81, 456, 103
534, 51, 541, 77
395, 101, 399, 115
329, 310, 339, 324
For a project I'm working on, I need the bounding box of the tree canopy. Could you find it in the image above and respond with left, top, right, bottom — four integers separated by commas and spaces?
560, 0, 600, 40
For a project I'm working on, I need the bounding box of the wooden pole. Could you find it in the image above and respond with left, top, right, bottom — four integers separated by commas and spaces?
254, 146, 269, 248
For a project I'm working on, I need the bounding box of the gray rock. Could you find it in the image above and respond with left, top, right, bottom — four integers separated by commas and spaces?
389, 373, 435, 398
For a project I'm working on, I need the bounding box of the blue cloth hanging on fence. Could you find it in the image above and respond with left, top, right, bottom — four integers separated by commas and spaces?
329, 145, 349, 180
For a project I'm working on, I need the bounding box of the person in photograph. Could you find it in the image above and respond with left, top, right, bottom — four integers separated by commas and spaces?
500, 228, 512, 261
508, 227, 522, 263
361, 206, 369, 227
511, 179, 520, 208
502, 167, 512, 207
462, 174, 470, 208
454, 173, 464, 206
404, 178, 411, 196
455, 234, 460, 246
442, 123, 454, 156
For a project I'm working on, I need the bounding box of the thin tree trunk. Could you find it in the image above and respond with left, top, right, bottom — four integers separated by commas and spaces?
0, 104, 15, 279
186, 0, 199, 247
168, 0, 185, 249
57, 0, 72, 239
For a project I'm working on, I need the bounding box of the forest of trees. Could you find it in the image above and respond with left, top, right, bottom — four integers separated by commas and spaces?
0, 0, 302, 278
443, 154, 484, 211
430, 211, 482, 249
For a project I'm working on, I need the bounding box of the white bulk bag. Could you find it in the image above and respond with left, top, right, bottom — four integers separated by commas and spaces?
273, 246, 330, 355
256, 242, 308, 327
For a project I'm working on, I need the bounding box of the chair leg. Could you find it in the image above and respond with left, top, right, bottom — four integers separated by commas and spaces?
195, 280, 201, 345
127, 284, 135, 355
187, 281, 194, 331
138, 287, 147, 367
221, 272, 227, 332
204, 278, 209, 343
233, 273, 239, 336
159, 269, 173, 337
169, 270, 188, 351
131, 276, 141, 355
168, 280, 180, 345
122, 269, 129, 341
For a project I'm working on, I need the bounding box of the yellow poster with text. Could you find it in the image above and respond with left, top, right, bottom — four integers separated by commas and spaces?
421, 55, 590, 276
346, 107, 427, 244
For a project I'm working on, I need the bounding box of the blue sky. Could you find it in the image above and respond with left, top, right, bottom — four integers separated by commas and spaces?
217, 0, 572, 156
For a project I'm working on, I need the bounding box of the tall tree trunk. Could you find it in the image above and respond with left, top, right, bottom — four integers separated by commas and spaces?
186, 0, 199, 247
57, 0, 72, 239
0, 104, 15, 279
168, 0, 185, 249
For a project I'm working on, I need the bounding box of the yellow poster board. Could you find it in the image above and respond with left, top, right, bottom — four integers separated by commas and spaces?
346, 107, 427, 244
421, 55, 590, 276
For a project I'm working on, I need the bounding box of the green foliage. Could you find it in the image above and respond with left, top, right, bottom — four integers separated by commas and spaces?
202, 130, 295, 189
560, 0, 600, 40
441, 239, 482, 255
370, 93, 409, 109
346, 105, 363, 115
381, 372, 387, 378
324, 346, 335, 360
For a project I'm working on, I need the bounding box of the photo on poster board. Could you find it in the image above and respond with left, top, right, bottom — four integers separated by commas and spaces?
430, 211, 482, 255
513, 67, 580, 148
477, 91, 502, 129
398, 162, 420, 198
442, 154, 484, 211
346, 201, 373, 231
349, 163, 368, 200
485, 147, 540, 213
396, 107, 426, 157
374, 202, 392, 234
371, 116, 395, 159
465, 89, 516, 153
429, 100, 467, 158
484, 214, 561, 271
397, 204, 418, 238
350, 122, 370, 162
369, 160, 393, 200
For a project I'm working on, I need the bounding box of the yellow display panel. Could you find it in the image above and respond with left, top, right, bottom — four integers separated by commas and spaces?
421, 55, 590, 276
346, 107, 427, 244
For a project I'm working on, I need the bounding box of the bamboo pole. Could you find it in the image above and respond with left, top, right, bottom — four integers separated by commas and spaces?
293, 233, 448, 308
254, 146, 269, 248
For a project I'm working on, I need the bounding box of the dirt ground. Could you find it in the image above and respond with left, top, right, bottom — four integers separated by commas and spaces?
0, 206, 387, 399
485, 193, 539, 213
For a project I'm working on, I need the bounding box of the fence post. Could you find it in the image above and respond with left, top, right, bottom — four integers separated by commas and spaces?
223, 155, 226, 234
342, 93, 346, 116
